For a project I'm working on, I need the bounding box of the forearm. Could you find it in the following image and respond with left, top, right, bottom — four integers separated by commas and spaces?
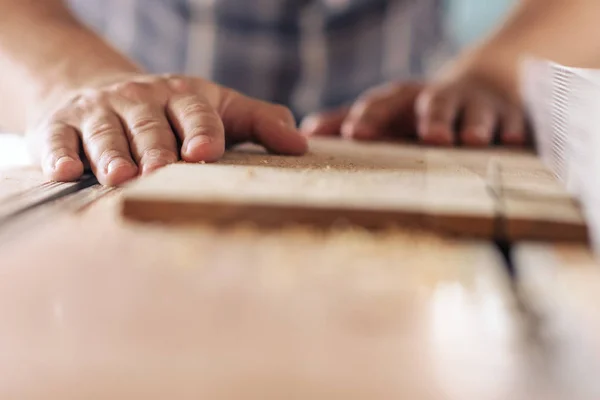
449, 0, 600, 102
0, 0, 142, 131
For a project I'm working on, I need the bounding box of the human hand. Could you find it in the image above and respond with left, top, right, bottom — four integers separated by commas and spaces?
413, 66, 528, 147
28, 74, 308, 186
300, 83, 422, 142
301, 70, 528, 147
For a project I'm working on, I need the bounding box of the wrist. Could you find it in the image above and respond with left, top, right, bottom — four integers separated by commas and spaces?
29, 64, 143, 126
437, 44, 521, 103
27, 22, 143, 114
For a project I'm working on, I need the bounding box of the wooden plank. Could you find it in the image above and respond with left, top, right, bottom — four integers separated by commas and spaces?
424, 148, 495, 237
121, 138, 585, 241
502, 195, 587, 241
121, 163, 426, 229
514, 243, 600, 400
219, 137, 428, 172
496, 155, 588, 241
0, 194, 556, 399
122, 139, 493, 235
425, 147, 587, 241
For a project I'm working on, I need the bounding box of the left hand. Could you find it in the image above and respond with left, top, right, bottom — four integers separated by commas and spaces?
27, 73, 307, 186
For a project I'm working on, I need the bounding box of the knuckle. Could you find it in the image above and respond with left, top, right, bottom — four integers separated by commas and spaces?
469, 114, 493, 127
352, 97, 386, 120
428, 91, 453, 107
415, 92, 433, 115
31, 123, 73, 154
70, 91, 105, 112
42, 121, 71, 137
360, 84, 391, 100
70, 94, 88, 110
390, 81, 420, 92
86, 121, 121, 143
128, 117, 166, 137
417, 88, 455, 118
218, 87, 238, 107
421, 84, 449, 101
166, 77, 192, 92
112, 81, 150, 99
177, 99, 213, 118
43, 109, 69, 125
42, 127, 73, 149
272, 104, 293, 118
353, 96, 377, 113
505, 108, 524, 122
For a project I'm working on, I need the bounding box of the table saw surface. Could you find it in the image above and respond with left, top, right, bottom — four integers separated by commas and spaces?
0, 137, 599, 399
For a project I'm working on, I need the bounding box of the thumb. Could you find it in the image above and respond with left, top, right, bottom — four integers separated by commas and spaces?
216, 89, 308, 155
341, 83, 423, 140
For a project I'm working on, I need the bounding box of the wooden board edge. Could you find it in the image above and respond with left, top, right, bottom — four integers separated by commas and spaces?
506, 218, 589, 243
121, 196, 426, 230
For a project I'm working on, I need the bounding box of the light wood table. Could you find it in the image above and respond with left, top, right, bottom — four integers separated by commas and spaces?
0, 139, 597, 399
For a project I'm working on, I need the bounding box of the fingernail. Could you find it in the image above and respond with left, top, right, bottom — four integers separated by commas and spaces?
279, 118, 297, 130
299, 116, 319, 135
185, 135, 213, 155
420, 123, 454, 145
342, 122, 374, 140
54, 156, 76, 170
107, 157, 132, 175
340, 124, 352, 139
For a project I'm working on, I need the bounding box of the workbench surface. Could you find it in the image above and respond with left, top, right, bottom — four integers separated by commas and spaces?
0, 138, 598, 399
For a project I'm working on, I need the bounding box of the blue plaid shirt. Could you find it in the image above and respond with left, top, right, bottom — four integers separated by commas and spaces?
67, 0, 451, 118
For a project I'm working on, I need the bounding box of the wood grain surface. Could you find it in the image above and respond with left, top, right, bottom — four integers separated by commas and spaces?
0, 195, 560, 399
0, 166, 45, 204
0, 167, 99, 224
0, 140, 597, 399
514, 243, 600, 400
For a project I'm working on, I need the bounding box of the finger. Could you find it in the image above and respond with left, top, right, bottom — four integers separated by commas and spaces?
37, 123, 84, 182
500, 107, 527, 146
166, 93, 225, 163
80, 110, 138, 185
120, 104, 178, 175
218, 89, 307, 155
459, 100, 497, 147
300, 108, 349, 137
341, 84, 421, 141
416, 88, 459, 146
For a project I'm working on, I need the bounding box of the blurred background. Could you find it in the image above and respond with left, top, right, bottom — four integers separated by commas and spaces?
0, 0, 517, 170
444, 0, 514, 49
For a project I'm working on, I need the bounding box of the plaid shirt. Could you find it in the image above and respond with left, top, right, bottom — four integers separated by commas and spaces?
67, 0, 451, 119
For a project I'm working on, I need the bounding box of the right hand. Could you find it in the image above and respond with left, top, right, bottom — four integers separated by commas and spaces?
27, 74, 308, 186
302, 61, 528, 147
413, 65, 528, 147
